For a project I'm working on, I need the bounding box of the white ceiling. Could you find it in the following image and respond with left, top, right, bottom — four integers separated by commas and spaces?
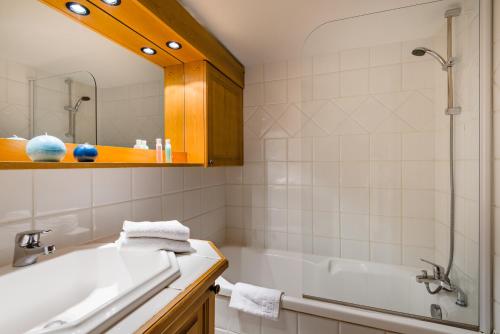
178, 0, 460, 66
0, 0, 163, 88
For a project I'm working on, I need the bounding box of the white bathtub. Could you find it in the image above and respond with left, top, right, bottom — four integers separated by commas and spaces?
215, 246, 478, 334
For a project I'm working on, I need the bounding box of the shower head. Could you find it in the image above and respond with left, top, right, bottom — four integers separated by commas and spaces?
73, 96, 91, 112
411, 47, 448, 69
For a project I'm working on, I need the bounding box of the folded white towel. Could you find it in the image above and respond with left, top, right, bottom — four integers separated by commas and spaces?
123, 220, 190, 241
115, 232, 194, 253
229, 282, 283, 320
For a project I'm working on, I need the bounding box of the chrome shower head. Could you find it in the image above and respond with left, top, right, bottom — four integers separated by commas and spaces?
73, 96, 91, 112
411, 47, 448, 68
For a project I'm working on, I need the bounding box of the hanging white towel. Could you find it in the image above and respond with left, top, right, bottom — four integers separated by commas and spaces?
229, 282, 283, 320
123, 220, 190, 241
115, 232, 194, 253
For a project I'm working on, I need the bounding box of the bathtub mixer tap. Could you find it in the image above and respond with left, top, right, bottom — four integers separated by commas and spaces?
415, 259, 467, 307
12, 229, 55, 267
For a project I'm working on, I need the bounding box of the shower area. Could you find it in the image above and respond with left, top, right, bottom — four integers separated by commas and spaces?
30, 71, 97, 144
221, 0, 483, 332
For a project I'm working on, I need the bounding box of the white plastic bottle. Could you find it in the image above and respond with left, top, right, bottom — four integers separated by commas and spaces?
155, 138, 163, 162
133, 139, 142, 149
142, 140, 149, 150
165, 139, 172, 163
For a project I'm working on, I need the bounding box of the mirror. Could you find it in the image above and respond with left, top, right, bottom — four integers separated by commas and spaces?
0, 0, 165, 148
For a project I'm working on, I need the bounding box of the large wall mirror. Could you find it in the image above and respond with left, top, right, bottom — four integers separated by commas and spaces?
0, 0, 166, 149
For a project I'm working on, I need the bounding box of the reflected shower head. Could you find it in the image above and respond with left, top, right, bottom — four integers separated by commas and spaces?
411, 47, 448, 68
73, 96, 91, 112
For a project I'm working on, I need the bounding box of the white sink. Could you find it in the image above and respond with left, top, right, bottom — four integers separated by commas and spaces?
0, 243, 180, 334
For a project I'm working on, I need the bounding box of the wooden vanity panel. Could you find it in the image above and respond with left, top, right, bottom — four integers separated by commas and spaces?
164, 65, 186, 153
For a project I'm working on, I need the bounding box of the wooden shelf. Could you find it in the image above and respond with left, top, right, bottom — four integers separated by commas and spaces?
0, 139, 199, 169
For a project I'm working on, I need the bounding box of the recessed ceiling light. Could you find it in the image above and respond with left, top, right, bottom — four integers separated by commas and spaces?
166, 41, 182, 50
65, 2, 90, 15
141, 47, 156, 55
101, 0, 121, 6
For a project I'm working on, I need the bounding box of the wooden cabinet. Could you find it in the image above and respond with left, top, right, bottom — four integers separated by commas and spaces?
206, 62, 243, 166
147, 289, 215, 334
135, 241, 227, 334
165, 61, 243, 167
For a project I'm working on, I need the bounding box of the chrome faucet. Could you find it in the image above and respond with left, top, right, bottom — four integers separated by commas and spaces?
416, 258, 467, 307
13, 229, 55, 267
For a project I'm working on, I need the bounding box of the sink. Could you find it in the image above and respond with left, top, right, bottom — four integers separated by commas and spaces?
0, 243, 180, 334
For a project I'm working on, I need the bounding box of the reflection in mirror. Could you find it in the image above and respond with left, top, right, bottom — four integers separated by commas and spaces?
0, 0, 165, 148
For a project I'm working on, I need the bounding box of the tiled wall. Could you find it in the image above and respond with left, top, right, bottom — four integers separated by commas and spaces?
0, 167, 226, 266
98, 81, 164, 148
226, 38, 441, 267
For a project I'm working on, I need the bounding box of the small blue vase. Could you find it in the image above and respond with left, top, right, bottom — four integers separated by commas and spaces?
26, 134, 67, 162
73, 143, 98, 162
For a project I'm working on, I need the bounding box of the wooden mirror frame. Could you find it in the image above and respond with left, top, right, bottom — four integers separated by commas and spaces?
0, 0, 244, 169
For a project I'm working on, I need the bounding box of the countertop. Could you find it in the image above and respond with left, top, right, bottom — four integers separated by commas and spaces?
107, 239, 225, 333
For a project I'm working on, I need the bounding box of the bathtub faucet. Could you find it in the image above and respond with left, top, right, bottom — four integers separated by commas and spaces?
415, 258, 467, 307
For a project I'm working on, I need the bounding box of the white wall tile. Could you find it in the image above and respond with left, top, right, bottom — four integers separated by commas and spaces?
340, 48, 370, 70
262, 309, 297, 334
340, 162, 370, 187
93, 168, 131, 206
0, 170, 32, 223
340, 69, 369, 97
163, 193, 184, 221
0, 220, 32, 265
341, 239, 369, 260
264, 62, 287, 81
313, 73, 340, 100
163, 167, 184, 194
313, 136, 339, 162
371, 134, 401, 160
313, 162, 339, 186
264, 80, 287, 104
340, 135, 369, 161
313, 236, 340, 256
93, 202, 132, 239
132, 197, 163, 221
371, 189, 401, 217
370, 242, 402, 265
183, 190, 202, 220
313, 211, 340, 237
313, 53, 340, 74
183, 167, 202, 190
267, 162, 288, 185
340, 213, 369, 240
265, 139, 287, 161
132, 168, 162, 199
340, 188, 369, 214
34, 209, 92, 249
369, 64, 402, 94
34, 169, 91, 216
370, 42, 401, 66
298, 313, 339, 334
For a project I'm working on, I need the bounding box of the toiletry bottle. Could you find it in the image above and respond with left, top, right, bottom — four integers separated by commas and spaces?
142, 140, 149, 150
134, 139, 142, 149
165, 139, 172, 163
156, 138, 163, 162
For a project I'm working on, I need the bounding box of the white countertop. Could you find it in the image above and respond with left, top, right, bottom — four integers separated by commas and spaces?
106, 239, 222, 334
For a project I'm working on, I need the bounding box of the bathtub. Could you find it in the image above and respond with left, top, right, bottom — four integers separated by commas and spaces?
215, 246, 478, 334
